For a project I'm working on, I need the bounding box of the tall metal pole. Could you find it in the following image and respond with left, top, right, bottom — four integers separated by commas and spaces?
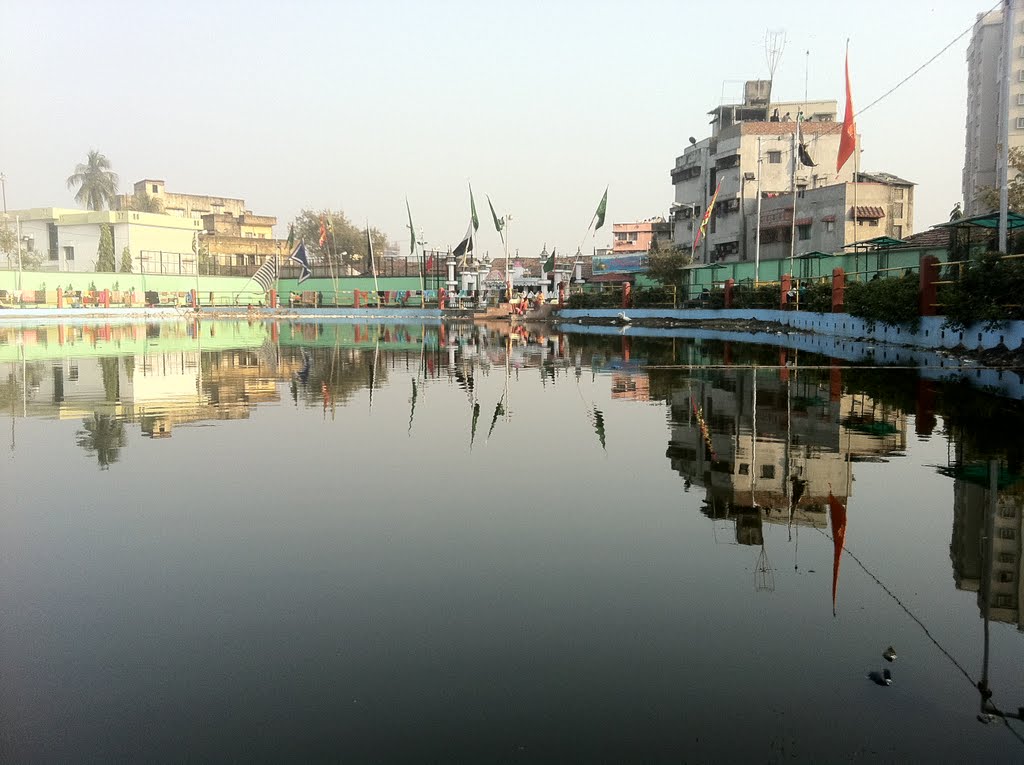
999, 0, 1014, 253
755, 137, 762, 285
16, 215, 23, 291
789, 128, 797, 280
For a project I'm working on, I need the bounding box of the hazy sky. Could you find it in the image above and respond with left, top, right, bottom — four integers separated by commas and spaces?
2, 0, 989, 257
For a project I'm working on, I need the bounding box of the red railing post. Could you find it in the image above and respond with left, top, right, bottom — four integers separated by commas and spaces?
919, 254, 940, 317
831, 267, 845, 313
780, 273, 792, 310
724, 278, 735, 308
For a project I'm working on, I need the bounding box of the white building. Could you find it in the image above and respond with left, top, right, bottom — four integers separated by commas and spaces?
962, 1, 1024, 216
3, 208, 202, 273
670, 80, 860, 264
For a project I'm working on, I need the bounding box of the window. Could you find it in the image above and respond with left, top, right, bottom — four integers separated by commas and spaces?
797, 185, 806, 199
1018, 93, 1024, 106
825, 220, 836, 233
995, 594, 1016, 608
893, 202, 904, 217
893, 225, 903, 238
68, 363, 79, 382
998, 552, 1016, 564
1019, 69, 1024, 82
999, 504, 1017, 518
23, 236, 34, 252
999, 570, 1016, 583
997, 527, 1017, 540
868, 219, 879, 227
738, 464, 750, 475
768, 151, 782, 164
1017, 116, 1024, 130
63, 245, 74, 261
151, 184, 158, 194
798, 224, 811, 241
760, 464, 775, 479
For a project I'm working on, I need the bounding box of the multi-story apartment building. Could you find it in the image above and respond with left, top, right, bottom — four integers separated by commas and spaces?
611, 218, 671, 254
670, 80, 860, 264
963, 1, 1024, 216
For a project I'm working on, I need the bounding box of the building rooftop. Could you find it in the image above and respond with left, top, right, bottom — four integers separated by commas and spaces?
857, 171, 915, 186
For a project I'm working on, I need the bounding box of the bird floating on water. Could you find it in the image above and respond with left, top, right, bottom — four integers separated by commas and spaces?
883, 645, 897, 662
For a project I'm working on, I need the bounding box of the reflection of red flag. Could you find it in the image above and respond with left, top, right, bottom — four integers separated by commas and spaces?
837, 50, 856, 172
693, 181, 722, 254
319, 218, 328, 248
828, 491, 848, 616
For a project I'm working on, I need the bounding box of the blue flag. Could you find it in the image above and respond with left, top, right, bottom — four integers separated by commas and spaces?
289, 240, 312, 284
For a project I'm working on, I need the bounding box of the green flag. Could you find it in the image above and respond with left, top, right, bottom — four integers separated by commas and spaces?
543, 246, 556, 273
593, 187, 608, 231
487, 195, 505, 243
406, 198, 416, 256
470, 184, 479, 231
286, 223, 295, 250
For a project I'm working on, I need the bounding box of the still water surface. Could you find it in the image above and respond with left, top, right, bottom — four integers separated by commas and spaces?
1, 319, 1023, 762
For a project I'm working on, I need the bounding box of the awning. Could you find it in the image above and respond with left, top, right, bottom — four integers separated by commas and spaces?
795, 217, 813, 226
821, 214, 836, 223
844, 235, 906, 250
852, 205, 885, 219
795, 250, 834, 259
933, 211, 1024, 230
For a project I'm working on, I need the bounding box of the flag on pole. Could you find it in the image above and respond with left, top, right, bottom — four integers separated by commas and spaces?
406, 198, 417, 256
470, 184, 479, 231
837, 49, 856, 172
453, 220, 474, 266
289, 240, 312, 284
318, 217, 328, 248
286, 223, 295, 250
487, 195, 505, 243
797, 115, 816, 167
425, 253, 434, 272
251, 255, 278, 292
543, 246, 556, 273
591, 187, 608, 231
693, 181, 722, 254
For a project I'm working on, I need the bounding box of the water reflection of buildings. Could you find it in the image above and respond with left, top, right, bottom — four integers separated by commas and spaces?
950, 456, 1024, 631
665, 368, 907, 544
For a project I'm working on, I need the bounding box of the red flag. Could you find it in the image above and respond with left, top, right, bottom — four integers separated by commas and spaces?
693, 180, 722, 254
319, 217, 328, 248
425, 253, 434, 272
837, 50, 856, 173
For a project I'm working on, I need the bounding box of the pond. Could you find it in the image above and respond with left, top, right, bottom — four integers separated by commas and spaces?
1, 319, 1022, 761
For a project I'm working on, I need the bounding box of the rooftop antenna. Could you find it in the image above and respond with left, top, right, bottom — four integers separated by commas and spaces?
765, 30, 786, 101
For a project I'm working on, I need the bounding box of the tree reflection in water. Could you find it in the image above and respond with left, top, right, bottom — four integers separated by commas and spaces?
76, 414, 127, 470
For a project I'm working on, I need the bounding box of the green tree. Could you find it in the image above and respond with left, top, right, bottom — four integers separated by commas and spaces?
291, 208, 391, 274
977, 147, 1024, 213
0, 223, 17, 268
95, 224, 116, 271
645, 245, 693, 291
66, 150, 119, 210
120, 245, 133, 273
76, 413, 127, 470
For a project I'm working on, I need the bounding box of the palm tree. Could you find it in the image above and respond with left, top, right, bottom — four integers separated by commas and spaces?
66, 150, 119, 211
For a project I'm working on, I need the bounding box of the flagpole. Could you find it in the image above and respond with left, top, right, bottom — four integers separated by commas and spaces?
789, 126, 797, 281
755, 136, 762, 286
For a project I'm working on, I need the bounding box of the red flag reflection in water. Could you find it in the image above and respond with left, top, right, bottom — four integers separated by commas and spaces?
828, 492, 847, 616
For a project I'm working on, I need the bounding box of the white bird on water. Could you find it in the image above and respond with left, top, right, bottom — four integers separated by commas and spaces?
616, 312, 632, 323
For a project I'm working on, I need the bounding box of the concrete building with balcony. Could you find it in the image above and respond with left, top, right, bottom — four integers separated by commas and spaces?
612, 217, 672, 254
670, 80, 861, 264
114, 179, 286, 273
962, 1, 1024, 216
752, 173, 915, 272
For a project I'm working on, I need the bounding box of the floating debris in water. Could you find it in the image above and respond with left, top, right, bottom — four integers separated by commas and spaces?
883, 646, 897, 663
